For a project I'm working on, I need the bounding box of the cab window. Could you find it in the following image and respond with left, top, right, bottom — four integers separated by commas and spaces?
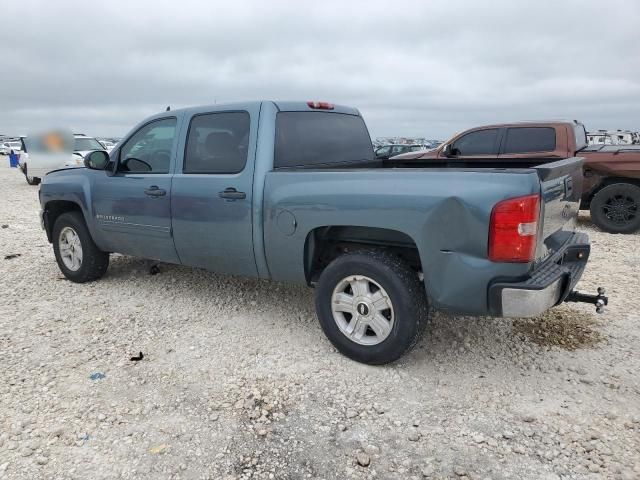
183, 112, 250, 174
118, 118, 176, 173
391, 145, 407, 155
503, 127, 556, 154
375, 146, 391, 158
451, 129, 499, 156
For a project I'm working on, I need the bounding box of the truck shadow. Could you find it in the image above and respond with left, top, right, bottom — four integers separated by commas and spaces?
105, 255, 605, 368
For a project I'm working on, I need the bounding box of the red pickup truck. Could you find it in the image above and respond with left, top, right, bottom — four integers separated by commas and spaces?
391, 121, 640, 233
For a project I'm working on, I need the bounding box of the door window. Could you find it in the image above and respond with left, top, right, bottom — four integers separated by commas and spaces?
375, 146, 391, 157
391, 145, 407, 155
503, 127, 556, 154
183, 112, 250, 174
451, 129, 499, 155
118, 118, 176, 173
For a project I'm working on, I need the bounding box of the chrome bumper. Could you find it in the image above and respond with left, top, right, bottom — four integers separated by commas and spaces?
500, 278, 564, 317
488, 232, 590, 318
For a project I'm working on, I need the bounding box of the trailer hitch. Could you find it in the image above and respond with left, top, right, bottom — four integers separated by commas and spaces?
565, 287, 608, 314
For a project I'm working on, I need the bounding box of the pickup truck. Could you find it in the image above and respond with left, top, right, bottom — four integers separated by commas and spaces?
38, 101, 606, 364
391, 121, 640, 234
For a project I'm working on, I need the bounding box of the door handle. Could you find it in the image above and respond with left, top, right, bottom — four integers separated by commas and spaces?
564, 177, 573, 197
218, 187, 246, 200
144, 186, 166, 197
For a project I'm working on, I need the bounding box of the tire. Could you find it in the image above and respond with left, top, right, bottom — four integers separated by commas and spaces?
23, 165, 41, 185
52, 212, 109, 283
590, 183, 640, 234
315, 249, 428, 365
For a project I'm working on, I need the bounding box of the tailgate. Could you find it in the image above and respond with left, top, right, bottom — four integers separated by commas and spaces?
534, 157, 584, 261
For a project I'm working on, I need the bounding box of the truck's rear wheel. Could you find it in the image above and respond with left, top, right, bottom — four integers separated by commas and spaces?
23, 165, 41, 185
52, 212, 109, 283
590, 183, 640, 234
315, 250, 428, 365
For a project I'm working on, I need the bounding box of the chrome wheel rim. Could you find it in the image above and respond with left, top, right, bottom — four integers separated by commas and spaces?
331, 275, 394, 346
59, 226, 83, 271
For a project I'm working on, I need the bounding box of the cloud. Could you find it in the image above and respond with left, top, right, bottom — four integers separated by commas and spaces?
1, 0, 639, 138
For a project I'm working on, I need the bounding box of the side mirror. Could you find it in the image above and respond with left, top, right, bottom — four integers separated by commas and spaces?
442, 144, 453, 157
84, 150, 110, 170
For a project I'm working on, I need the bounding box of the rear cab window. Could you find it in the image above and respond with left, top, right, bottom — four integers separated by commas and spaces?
503, 127, 556, 154
274, 112, 373, 169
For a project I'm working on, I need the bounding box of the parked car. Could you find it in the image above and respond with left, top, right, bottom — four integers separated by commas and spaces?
39, 101, 605, 364
1, 141, 22, 155
20, 134, 106, 186
374, 143, 431, 160
99, 140, 116, 152
391, 121, 640, 234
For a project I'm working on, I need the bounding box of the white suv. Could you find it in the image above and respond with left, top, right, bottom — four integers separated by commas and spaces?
20, 134, 106, 185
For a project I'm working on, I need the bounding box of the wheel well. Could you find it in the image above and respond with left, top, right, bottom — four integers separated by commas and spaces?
304, 226, 422, 284
43, 201, 83, 242
586, 177, 640, 208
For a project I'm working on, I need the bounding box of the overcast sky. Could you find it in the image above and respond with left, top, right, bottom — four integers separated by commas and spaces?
1, 0, 638, 139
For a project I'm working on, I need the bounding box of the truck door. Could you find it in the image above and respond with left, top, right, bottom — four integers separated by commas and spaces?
171, 106, 258, 277
91, 117, 180, 263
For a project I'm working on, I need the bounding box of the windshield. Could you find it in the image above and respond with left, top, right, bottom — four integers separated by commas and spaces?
574, 123, 587, 151
74, 137, 104, 151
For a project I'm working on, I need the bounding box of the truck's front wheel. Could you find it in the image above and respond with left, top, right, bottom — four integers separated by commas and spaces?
52, 212, 109, 283
590, 183, 640, 234
315, 250, 428, 365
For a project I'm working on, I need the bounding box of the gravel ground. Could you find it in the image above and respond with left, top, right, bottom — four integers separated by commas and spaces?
0, 163, 639, 480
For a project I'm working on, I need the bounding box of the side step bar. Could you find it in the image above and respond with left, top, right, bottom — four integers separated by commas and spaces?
565, 287, 608, 314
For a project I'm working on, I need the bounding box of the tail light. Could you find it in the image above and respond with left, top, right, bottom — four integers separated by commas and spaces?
488, 194, 540, 262
307, 101, 334, 110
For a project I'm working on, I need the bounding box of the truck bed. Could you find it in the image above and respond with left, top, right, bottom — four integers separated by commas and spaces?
263, 157, 583, 315
384, 156, 558, 170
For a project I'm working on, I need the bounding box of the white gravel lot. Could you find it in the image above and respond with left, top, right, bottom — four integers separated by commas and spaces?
0, 163, 639, 480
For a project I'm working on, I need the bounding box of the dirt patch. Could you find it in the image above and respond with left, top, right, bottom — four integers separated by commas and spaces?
512, 306, 605, 350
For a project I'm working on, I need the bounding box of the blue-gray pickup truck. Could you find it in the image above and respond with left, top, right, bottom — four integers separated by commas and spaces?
39, 100, 607, 364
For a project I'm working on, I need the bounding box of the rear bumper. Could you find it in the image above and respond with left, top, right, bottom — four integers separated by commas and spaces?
488, 232, 590, 317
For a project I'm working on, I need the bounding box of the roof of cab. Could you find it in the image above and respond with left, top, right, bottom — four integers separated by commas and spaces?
273, 101, 360, 115
149, 101, 361, 118
471, 120, 583, 129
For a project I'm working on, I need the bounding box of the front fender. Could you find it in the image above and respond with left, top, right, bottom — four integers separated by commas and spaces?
40, 169, 105, 249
